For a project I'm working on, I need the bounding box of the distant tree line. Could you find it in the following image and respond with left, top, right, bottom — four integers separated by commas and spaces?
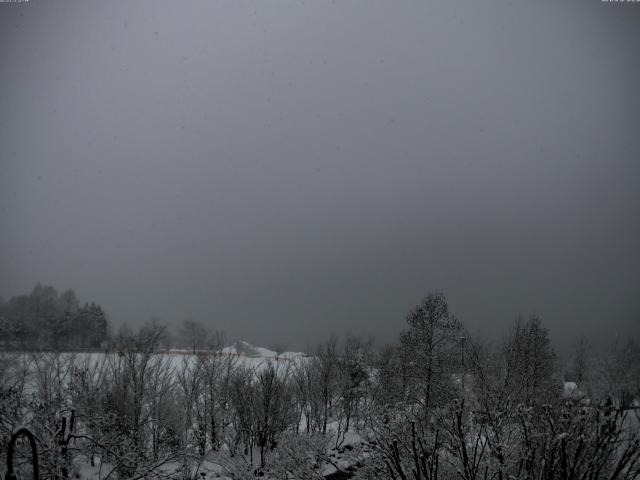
0, 284, 109, 350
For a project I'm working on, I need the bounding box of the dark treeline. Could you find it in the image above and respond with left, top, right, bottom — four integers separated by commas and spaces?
0, 284, 109, 350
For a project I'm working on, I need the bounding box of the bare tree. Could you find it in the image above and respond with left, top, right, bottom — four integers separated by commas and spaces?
91, 320, 182, 479
399, 293, 464, 421
569, 335, 592, 390
600, 337, 640, 410
253, 360, 296, 468
270, 431, 331, 480
316, 334, 339, 435
334, 334, 373, 446
179, 319, 210, 354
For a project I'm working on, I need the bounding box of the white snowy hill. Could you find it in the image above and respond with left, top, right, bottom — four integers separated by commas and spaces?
220, 340, 306, 360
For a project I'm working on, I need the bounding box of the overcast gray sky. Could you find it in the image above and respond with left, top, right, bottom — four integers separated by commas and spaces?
1, 0, 639, 350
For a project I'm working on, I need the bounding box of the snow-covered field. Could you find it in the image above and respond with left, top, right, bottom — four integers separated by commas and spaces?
11, 340, 311, 373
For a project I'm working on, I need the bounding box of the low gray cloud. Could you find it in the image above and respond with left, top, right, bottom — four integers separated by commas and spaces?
1, 0, 639, 349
